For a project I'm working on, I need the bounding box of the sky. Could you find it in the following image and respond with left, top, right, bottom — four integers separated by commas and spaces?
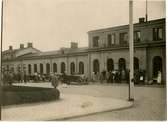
2, 0, 165, 51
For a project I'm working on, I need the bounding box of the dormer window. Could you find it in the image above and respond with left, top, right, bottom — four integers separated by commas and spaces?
93, 36, 99, 47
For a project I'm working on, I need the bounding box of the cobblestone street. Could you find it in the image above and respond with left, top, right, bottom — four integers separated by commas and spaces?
14, 82, 166, 120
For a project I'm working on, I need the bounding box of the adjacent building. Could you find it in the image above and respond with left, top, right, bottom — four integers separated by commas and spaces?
2, 18, 166, 84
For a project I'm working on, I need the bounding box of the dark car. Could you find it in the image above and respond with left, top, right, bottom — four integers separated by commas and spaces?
61, 74, 88, 85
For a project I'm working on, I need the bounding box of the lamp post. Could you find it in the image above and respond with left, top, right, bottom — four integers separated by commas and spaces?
129, 0, 134, 101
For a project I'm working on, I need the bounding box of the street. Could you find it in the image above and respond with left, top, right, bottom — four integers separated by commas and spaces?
14, 82, 166, 120
60, 84, 166, 121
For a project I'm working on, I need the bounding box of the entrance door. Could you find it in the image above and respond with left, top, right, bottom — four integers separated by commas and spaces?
153, 56, 162, 77
134, 57, 139, 70
107, 58, 114, 72
61, 62, 66, 73
118, 58, 126, 71
93, 59, 99, 73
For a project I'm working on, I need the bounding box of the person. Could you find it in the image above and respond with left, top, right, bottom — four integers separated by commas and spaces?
24, 72, 27, 83
8, 71, 14, 85
101, 70, 106, 83
108, 71, 113, 83
100, 72, 103, 84
20, 71, 24, 83
92, 72, 96, 82
50, 73, 59, 88
106, 71, 110, 83
18, 71, 21, 83
96, 72, 100, 82
157, 71, 161, 84
121, 70, 126, 81
34, 72, 38, 81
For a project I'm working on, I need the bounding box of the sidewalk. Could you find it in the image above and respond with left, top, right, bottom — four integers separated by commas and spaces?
2, 93, 133, 121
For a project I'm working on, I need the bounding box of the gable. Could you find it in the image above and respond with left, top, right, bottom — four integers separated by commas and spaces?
15, 47, 41, 57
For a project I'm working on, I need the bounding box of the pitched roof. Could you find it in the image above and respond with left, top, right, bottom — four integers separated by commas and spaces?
17, 47, 88, 59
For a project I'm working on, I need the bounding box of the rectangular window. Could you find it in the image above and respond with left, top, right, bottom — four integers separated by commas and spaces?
153, 28, 163, 41
134, 31, 141, 42
92, 36, 99, 47
111, 34, 115, 45
108, 34, 115, 47
158, 28, 163, 40
34, 64, 37, 73
107, 34, 111, 46
119, 33, 128, 45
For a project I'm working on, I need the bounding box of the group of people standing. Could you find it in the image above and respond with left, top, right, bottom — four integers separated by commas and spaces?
92, 70, 129, 84
2, 70, 30, 85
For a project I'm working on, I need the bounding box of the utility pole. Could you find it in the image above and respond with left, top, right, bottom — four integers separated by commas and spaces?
0, 0, 3, 120
129, 0, 134, 101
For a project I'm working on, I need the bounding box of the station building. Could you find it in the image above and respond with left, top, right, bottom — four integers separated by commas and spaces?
2, 18, 166, 84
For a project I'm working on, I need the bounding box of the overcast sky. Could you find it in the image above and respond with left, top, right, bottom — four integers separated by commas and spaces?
2, 0, 165, 51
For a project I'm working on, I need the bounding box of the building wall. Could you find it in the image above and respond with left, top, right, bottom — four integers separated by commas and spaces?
89, 48, 147, 78
4, 54, 89, 77
2, 19, 166, 84
88, 19, 165, 48
147, 46, 166, 83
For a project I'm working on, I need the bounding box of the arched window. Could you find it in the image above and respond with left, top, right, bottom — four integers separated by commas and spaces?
40, 63, 43, 74
93, 59, 99, 73
153, 56, 162, 77
46, 63, 50, 74
134, 57, 139, 70
28, 64, 31, 75
34, 64, 37, 73
107, 58, 114, 72
61, 62, 66, 73
79, 62, 84, 74
70, 62, 75, 75
119, 58, 126, 71
53, 63, 57, 73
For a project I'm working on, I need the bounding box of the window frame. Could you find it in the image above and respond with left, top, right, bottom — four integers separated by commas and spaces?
134, 31, 141, 42
119, 32, 128, 45
92, 36, 99, 47
153, 27, 163, 41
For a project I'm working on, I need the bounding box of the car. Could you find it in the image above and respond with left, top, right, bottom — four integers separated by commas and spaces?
60, 74, 88, 85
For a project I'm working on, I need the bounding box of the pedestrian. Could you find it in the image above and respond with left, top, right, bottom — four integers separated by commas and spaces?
51, 73, 59, 88
8, 71, 14, 85
24, 72, 27, 83
34, 72, 38, 81
92, 72, 96, 82
20, 71, 24, 83
100, 72, 103, 84
96, 72, 100, 82
157, 71, 161, 84
109, 71, 113, 83
106, 71, 110, 83
18, 72, 21, 83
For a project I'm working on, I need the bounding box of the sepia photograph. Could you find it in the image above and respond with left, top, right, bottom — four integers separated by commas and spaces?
0, 0, 166, 121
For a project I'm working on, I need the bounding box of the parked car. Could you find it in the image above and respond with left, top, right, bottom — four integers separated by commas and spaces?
60, 74, 88, 85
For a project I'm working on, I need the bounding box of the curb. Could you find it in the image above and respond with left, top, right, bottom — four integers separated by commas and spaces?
48, 101, 134, 121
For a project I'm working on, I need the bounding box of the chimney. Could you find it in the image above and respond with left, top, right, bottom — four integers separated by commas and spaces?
27, 42, 33, 48
20, 44, 24, 49
139, 17, 145, 23
71, 42, 78, 49
9, 46, 13, 50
